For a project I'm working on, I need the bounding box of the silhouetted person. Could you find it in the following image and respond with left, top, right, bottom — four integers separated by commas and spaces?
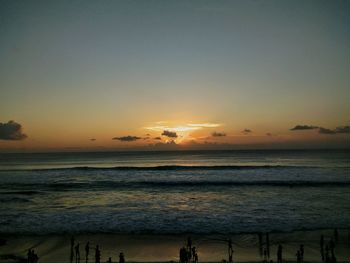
29, 249, 34, 263
228, 238, 233, 263
331, 251, 337, 263
192, 247, 196, 263
180, 247, 187, 263
71, 237, 75, 252
258, 233, 263, 258
329, 239, 335, 258
75, 243, 81, 262
296, 250, 301, 263
320, 235, 325, 262
33, 251, 39, 263
187, 237, 192, 249
334, 229, 338, 244
263, 249, 267, 263
85, 242, 90, 262
187, 237, 192, 260
27, 249, 31, 263
325, 245, 330, 263
28, 249, 38, 263
119, 252, 125, 263
277, 245, 282, 263
266, 233, 270, 259
71, 237, 75, 262
194, 251, 198, 263
95, 245, 101, 263
300, 245, 304, 262
108, 257, 112, 263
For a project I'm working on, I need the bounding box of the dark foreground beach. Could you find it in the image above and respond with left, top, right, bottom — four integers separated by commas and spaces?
1, 229, 350, 263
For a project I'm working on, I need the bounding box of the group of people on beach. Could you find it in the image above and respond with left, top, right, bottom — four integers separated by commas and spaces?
179, 237, 199, 263
27, 249, 39, 263
26, 228, 343, 263
258, 229, 340, 263
320, 229, 339, 263
70, 237, 125, 263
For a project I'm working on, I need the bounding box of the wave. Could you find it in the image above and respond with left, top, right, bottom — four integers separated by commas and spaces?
0, 190, 42, 195
1, 180, 349, 193
0, 196, 32, 203
1, 164, 318, 172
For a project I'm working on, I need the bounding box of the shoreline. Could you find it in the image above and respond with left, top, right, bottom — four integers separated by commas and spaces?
1, 229, 350, 263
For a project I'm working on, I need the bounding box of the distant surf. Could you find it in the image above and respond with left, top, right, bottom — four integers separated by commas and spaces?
1, 150, 350, 235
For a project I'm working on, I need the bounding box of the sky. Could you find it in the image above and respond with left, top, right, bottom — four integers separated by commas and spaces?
1, 0, 350, 152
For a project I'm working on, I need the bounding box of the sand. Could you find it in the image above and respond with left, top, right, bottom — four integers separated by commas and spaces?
1, 229, 350, 263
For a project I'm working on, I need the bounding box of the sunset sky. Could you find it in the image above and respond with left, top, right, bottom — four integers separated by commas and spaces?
1, 1, 350, 151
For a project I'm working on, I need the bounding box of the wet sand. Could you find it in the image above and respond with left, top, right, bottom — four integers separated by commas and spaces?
1, 229, 350, 263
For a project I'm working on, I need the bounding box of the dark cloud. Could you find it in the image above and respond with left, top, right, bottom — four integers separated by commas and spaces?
161, 130, 178, 138
0, 120, 27, 140
212, 131, 226, 137
290, 125, 318, 131
154, 137, 162, 140
266, 133, 272, 136
318, 127, 336, 135
290, 124, 350, 135
335, 126, 350, 133
90, 138, 96, 141
112, 136, 141, 142
242, 129, 252, 134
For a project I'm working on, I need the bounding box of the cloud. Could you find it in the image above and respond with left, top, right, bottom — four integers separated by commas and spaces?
335, 126, 350, 133
242, 129, 252, 134
290, 124, 350, 135
188, 123, 221, 128
0, 120, 27, 140
290, 125, 318, 131
162, 130, 178, 138
90, 138, 96, 141
146, 125, 199, 132
318, 127, 336, 135
154, 137, 162, 140
266, 133, 273, 136
145, 122, 221, 132
212, 131, 226, 137
112, 136, 141, 142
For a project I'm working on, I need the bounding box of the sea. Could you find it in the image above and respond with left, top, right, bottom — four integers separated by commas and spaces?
0, 150, 350, 235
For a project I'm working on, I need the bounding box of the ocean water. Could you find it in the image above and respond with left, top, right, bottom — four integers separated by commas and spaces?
0, 150, 350, 235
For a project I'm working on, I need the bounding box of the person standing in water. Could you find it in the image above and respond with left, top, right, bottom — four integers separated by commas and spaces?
71, 237, 75, 262
187, 237, 192, 260
85, 242, 90, 262
95, 245, 100, 263
320, 235, 325, 262
228, 238, 233, 263
334, 229, 339, 244
258, 233, 263, 258
75, 243, 80, 262
277, 245, 282, 263
266, 233, 270, 259
119, 252, 125, 263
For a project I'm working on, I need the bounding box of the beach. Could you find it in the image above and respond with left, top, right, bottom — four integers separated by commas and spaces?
1, 229, 350, 263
